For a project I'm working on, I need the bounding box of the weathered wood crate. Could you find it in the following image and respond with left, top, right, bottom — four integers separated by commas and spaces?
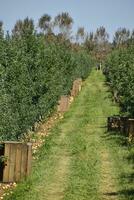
57, 95, 70, 112
0, 142, 32, 183
71, 78, 82, 97
128, 119, 134, 142
107, 116, 134, 142
120, 117, 129, 135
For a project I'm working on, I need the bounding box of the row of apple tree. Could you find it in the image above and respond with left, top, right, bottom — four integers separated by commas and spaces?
104, 45, 134, 117
0, 28, 93, 140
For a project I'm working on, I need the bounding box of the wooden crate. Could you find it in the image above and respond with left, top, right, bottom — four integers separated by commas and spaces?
71, 78, 82, 97
57, 95, 70, 112
1, 142, 32, 183
120, 117, 129, 135
107, 116, 120, 131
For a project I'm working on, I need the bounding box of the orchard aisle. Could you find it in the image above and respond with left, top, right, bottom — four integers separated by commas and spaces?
6, 70, 122, 200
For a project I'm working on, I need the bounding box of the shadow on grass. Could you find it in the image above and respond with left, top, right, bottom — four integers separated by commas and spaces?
103, 131, 134, 163
120, 172, 134, 184
103, 189, 134, 199
101, 130, 129, 147
103, 172, 134, 199
101, 129, 134, 200
126, 145, 134, 164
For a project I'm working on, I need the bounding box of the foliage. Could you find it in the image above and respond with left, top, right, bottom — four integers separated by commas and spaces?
76, 27, 85, 43
0, 155, 7, 164
54, 12, 73, 39
113, 28, 130, 48
12, 17, 34, 38
104, 45, 134, 117
38, 14, 52, 34
84, 27, 111, 62
94, 26, 109, 45
0, 20, 93, 140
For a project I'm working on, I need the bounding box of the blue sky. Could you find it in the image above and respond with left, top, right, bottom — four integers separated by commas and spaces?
0, 0, 134, 40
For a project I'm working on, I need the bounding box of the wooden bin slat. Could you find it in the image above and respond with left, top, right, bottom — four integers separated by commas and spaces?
8, 144, 16, 182
128, 119, 134, 142
27, 143, 32, 176
3, 143, 11, 182
21, 144, 28, 179
15, 143, 22, 182
120, 117, 129, 135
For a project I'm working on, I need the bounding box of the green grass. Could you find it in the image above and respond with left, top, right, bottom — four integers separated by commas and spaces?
5, 70, 134, 200
104, 132, 134, 200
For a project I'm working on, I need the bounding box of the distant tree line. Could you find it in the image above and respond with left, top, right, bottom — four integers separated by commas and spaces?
1, 12, 134, 61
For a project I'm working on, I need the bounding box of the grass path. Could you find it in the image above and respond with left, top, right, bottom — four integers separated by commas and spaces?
5, 70, 134, 200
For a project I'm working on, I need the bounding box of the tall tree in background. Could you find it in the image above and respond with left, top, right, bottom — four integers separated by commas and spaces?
94, 26, 110, 61
0, 21, 3, 38
130, 29, 134, 45
12, 20, 23, 37
12, 17, 34, 37
84, 32, 95, 52
54, 12, 73, 39
94, 26, 109, 45
131, 30, 134, 40
76, 27, 85, 43
23, 18, 34, 35
38, 14, 52, 34
113, 28, 130, 48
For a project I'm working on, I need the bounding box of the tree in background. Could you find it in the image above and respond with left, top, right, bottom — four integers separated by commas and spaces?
94, 26, 110, 61
131, 30, 134, 40
12, 17, 34, 38
0, 21, 3, 37
76, 27, 86, 43
113, 27, 130, 48
54, 12, 73, 39
38, 14, 52, 34
84, 26, 110, 61
84, 32, 95, 52
127, 29, 134, 46
94, 26, 109, 44
12, 20, 23, 37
